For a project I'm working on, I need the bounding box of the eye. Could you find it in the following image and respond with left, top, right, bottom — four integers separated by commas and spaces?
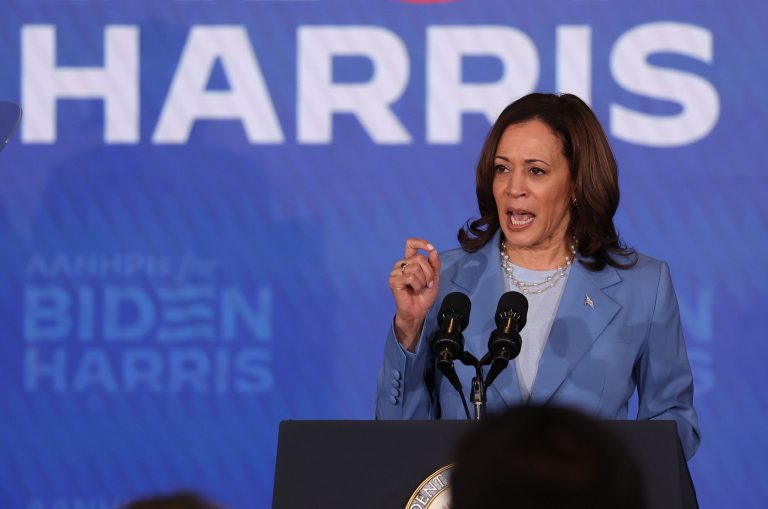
494, 164, 509, 174
529, 166, 546, 176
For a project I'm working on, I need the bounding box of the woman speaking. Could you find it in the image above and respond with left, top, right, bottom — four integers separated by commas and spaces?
376, 93, 700, 460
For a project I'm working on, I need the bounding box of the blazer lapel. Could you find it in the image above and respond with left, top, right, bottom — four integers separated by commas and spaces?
451, 232, 524, 408
529, 260, 622, 404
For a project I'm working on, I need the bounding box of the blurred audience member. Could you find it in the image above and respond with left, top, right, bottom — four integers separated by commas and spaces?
120, 491, 225, 509
451, 405, 646, 509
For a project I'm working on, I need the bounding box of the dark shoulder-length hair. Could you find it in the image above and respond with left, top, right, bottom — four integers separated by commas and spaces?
457, 93, 636, 271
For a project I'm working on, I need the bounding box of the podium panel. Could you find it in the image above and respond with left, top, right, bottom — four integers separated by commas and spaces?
272, 420, 697, 509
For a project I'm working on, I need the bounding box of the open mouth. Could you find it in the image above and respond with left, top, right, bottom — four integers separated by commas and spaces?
507, 208, 535, 227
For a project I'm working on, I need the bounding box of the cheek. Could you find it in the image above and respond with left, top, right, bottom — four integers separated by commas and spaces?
492, 180, 505, 205
552, 198, 573, 225
542, 183, 572, 217
546, 197, 570, 219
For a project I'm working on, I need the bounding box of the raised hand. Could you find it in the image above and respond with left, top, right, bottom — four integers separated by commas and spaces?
388, 238, 441, 351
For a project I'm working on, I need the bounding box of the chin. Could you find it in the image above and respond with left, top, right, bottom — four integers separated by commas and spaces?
500, 228, 539, 248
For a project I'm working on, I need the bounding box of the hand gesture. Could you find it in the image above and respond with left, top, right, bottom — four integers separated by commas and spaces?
389, 238, 441, 351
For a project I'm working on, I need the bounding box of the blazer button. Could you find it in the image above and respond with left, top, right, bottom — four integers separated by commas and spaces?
391, 379, 400, 388
390, 387, 400, 397
392, 369, 402, 380
388, 395, 398, 405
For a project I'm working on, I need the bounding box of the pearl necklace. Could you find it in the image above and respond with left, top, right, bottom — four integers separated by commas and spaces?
499, 240, 577, 295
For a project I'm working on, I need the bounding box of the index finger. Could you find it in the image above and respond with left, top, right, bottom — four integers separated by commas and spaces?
404, 238, 436, 258
427, 244, 441, 272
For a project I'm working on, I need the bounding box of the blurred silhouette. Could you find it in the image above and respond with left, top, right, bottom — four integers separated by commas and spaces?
119, 491, 225, 509
450, 405, 646, 509
0, 101, 21, 151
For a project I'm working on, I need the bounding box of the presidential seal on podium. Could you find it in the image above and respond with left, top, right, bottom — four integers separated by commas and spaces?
405, 463, 452, 509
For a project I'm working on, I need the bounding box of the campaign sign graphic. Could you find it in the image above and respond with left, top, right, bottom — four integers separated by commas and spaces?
1, 1, 766, 508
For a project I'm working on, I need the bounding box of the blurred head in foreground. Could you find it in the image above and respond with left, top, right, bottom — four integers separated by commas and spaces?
120, 491, 225, 509
450, 405, 645, 509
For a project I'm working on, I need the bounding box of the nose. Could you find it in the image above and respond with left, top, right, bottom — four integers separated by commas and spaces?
504, 169, 528, 198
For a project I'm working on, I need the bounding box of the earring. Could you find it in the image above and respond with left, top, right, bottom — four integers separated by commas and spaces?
571, 196, 577, 207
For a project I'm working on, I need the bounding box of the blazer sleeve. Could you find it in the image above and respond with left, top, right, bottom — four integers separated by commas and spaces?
375, 320, 436, 420
634, 261, 701, 460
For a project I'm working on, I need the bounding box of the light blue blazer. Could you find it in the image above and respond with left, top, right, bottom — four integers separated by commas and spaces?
376, 232, 700, 459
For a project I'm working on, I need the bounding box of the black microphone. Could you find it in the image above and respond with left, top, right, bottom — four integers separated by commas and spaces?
485, 291, 528, 388
431, 292, 471, 392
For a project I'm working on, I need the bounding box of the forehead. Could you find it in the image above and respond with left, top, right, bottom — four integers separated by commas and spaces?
495, 119, 563, 159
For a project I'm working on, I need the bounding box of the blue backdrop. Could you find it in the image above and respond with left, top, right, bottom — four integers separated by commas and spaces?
1, 1, 766, 508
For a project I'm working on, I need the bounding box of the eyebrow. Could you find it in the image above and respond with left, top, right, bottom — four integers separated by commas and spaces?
494, 155, 551, 166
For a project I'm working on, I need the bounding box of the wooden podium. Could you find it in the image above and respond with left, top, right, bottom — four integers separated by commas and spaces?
272, 420, 697, 509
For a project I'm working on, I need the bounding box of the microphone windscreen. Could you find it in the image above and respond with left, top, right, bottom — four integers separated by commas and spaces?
438, 292, 471, 330
495, 291, 528, 329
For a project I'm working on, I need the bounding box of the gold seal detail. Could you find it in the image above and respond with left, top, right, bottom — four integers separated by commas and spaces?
404, 463, 453, 509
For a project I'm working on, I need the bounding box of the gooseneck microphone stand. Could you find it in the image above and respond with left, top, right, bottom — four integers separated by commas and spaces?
458, 352, 484, 420
459, 352, 499, 420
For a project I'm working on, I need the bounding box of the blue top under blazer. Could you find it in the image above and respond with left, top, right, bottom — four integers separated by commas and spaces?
376, 231, 700, 460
